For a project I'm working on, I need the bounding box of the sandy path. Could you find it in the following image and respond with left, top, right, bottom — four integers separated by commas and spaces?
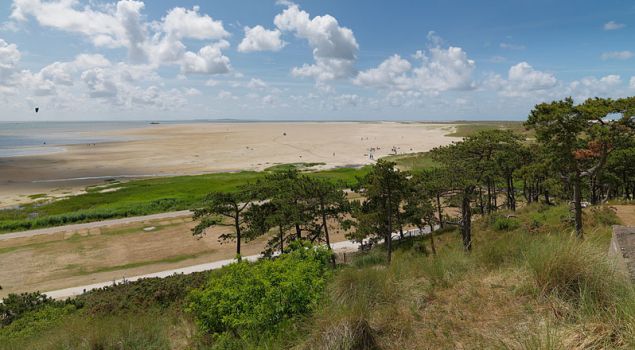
0, 210, 191, 241
43, 228, 428, 300
614, 205, 635, 226
0, 122, 455, 207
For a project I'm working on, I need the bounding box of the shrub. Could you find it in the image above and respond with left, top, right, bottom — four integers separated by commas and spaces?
187, 246, 331, 337
76, 271, 208, 315
0, 292, 57, 326
0, 305, 76, 341
492, 216, 520, 231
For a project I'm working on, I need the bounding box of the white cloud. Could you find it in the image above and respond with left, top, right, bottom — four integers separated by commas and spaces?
11, 0, 140, 49
274, 3, 358, 81
630, 76, 635, 89
205, 79, 219, 87
354, 34, 476, 95
600, 50, 633, 60
567, 75, 622, 99
184, 87, 201, 96
180, 41, 231, 74
604, 21, 625, 30
353, 54, 411, 89
0, 38, 20, 81
247, 78, 268, 89
81, 68, 118, 98
411, 46, 476, 92
162, 6, 228, 40
11, 1, 231, 75
238, 25, 285, 52
488, 62, 557, 97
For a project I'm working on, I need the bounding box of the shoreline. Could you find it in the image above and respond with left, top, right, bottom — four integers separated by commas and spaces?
0, 121, 457, 208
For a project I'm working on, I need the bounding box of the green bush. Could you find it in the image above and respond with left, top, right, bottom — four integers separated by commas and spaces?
0, 305, 76, 341
0, 292, 58, 326
492, 216, 520, 231
1, 311, 175, 350
76, 271, 208, 315
187, 245, 331, 338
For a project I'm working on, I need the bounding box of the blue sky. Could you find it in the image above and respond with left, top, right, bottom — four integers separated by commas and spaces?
1, 0, 634, 121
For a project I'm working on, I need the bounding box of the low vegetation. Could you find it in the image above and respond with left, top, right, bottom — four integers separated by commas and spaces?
0, 166, 368, 233
1, 203, 632, 349
1, 98, 634, 349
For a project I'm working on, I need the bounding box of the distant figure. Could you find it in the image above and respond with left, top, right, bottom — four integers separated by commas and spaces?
34, 107, 39, 113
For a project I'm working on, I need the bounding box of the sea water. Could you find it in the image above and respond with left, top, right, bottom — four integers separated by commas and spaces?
0, 121, 150, 157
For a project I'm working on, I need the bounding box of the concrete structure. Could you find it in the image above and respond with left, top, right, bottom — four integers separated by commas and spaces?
609, 225, 635, 281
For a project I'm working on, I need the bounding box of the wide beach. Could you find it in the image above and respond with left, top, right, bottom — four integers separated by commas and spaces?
0, 121, 456, 207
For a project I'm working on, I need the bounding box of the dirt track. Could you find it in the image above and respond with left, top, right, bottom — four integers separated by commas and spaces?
614, 205, 635, 226
0, 213, 352, 297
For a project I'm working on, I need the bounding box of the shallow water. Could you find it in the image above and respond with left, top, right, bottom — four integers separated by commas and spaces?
0, 121, 149, 157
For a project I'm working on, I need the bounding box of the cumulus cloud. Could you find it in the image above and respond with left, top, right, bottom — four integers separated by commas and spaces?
180, 41, 231, 74
0, 38, 20, 83
238, 25, 285, 52
567, 75, 622, 100
600, 50, 633, 60
353, 54, 411, 89
354, 33, 475, 95
630, 76, 635, 89
487, 62, 557, 97
162, 6, 228, 40
247, 78, 268, 89
274, 3, 358, 81
11, 1, 231, 75
604, 21, 625, 30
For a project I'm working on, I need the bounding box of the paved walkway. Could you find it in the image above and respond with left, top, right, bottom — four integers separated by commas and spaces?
44, 227, 429, 299
0, 210, 192, 241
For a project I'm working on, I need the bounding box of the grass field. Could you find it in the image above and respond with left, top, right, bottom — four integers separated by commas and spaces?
383, 151, 440, 171
444, 121, 530, 138
0, 165, 369, 233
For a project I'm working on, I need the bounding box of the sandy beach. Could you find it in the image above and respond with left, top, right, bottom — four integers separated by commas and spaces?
0, 122, 455, 207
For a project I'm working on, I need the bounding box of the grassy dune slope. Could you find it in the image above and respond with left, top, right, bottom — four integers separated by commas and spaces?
2, 203, 633, 349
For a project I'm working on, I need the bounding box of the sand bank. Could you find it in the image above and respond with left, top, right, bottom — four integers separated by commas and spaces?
0, 122, 455, 207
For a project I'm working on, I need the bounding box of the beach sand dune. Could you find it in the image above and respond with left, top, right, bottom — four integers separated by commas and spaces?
0, 122, 455, 206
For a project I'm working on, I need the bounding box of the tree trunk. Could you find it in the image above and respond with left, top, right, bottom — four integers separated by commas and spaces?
573, 175, 583, 239
478, 187, 484, 215
426, 224, 436, 255
461, 191, 472, 252
436, 194, 444, 228
507, 175, 516, 211
544, 190, 551, 206
320, 199, 336, 267
487, 179, 492, 214
279, 225, 284, 253
234, 210, 241, 260
396, 209, 404, 240
295, 223, 302, 240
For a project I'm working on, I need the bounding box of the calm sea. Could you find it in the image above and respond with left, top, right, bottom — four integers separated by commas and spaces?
0, 121, 152, 157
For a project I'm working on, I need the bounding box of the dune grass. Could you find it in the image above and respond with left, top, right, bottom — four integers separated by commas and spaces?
2, 203, 633, 349
445, 121, 530, 138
